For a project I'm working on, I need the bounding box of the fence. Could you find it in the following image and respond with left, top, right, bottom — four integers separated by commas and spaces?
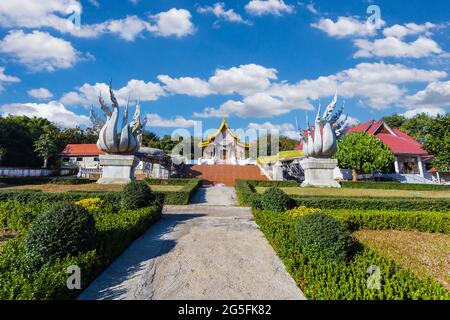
0, 168, 74, 177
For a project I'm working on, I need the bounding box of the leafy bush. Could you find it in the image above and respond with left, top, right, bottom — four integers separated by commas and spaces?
0, 202, 161, 300
75, 197, 104, 211
320, 208, 450, 233
296, 213, 358, 263
25, 202, 97, 269
254, 209, 449, 299
235, 179, 257, 206
246, 180, 299, 188
341, 181, 450, 191
121, 181, 153, 210
0, 199, 50, 234
146, 178, 201, 205
257, 187, 294, 212
291, 195, 450, 211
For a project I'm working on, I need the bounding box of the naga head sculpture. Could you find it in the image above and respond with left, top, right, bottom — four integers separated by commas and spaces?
300, 92, 349, 158
89, 83, 147, 154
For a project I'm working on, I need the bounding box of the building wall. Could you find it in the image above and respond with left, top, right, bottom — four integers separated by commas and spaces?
62, 156, 99, 168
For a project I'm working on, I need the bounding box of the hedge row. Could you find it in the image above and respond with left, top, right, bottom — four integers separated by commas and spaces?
0, 176, 92, 186
0, 179, 201, 206
146, 178, 201, 205
341, 181, 450, 191
287, 207, 449, 234
235, 179, 450, 211
291, 196, 450, 211
254, 209, 449, 300
0, 200, 161, 299
246, 180, 299, 188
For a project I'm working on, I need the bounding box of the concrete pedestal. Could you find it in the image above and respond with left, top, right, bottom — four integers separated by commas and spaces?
300, 158, 341, 188
97, 154, 140, 184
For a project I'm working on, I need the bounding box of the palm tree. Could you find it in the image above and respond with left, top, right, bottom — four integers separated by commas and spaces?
33, 134, 58, 168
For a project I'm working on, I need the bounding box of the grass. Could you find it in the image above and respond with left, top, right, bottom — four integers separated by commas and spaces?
1, 183, 184, 193
354, 229, 450, 290
255, 186, 450, 198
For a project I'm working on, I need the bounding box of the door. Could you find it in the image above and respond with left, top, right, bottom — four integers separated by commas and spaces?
222, 149, 228, 161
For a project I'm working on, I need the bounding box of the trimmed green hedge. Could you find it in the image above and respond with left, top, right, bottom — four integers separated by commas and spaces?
0, 201, 161, 300
254, 209, 449, 300
0, 178, 201, 206
246, 180, 299, 188
145, 178, 201, 205
287, 207, 449, 234
0, 177, 92, 186
341, 181, 450, 191
291, 196, 450, 211
235, 179, 450, 211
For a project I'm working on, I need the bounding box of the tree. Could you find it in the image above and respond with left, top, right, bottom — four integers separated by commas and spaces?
153, 135, 178, 154
423, 113, 450, 172
0, 115, 57, 167
382, 114, 406, 129
0, 145, 5, 163
141, 131, 160, 147
33, 134, 58, 168
335, 132, 394, 181
383, 113, 434, 144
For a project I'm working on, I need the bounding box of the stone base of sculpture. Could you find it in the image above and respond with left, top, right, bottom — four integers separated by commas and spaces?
300, 158, 341, 188
97, 154, 140, 184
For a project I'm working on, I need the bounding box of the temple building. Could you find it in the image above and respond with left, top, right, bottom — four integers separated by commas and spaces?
199, 118, 249, 165
347, 120, 432, 178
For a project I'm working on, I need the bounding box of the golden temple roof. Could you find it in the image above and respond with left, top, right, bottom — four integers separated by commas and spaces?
199, 118, 249, 148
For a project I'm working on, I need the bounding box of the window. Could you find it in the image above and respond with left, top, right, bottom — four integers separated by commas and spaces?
76, 157, 83, 162
62, 157, 69, 162
94, 157, 99, 162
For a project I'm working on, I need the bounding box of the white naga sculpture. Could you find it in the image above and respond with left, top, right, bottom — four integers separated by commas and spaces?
90, 84, 146, 154
298, 93, 348, 188
300, 93, 348, 158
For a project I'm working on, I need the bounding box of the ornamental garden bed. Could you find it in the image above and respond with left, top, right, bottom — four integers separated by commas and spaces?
236, 179, 450, 299
0, 178, 201, 205
0, 182, 162, 300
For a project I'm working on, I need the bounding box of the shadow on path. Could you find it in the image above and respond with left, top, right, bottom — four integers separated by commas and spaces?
78, 213, 203, 300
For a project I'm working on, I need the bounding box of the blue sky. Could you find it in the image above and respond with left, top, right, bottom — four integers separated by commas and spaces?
0, 0, 449, 139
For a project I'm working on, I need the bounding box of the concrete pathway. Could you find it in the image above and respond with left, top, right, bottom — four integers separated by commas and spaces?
79, 187, 305, 300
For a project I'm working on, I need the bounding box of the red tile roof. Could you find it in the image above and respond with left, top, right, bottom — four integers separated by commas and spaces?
61, 144, 104, 156
348, 120, 429, 155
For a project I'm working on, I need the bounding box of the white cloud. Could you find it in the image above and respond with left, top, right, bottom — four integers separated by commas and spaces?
403, 80, 450, 109
0, 101, 90, 127
0, 0, 82, 31
158, 75, 212, 97
209, 64, 278, 96
402, 107, 446, 119
312, 16, 382, 38
27, 88, 53, 99
198, 2, 250, 25
148, 8, 195, 38
0, 66, 20, 92
146, 114, 198, 128
158, 64, 278, 97
193, 62, 447, 118
248, 121, 295, 131
354, 36, 443, 59
0, 1, 194, 41
61, 80, 165, 107
245, 0, 294, 16
0, 30, 79, 72
88, 0, 99, 7
383, 22, 435, 39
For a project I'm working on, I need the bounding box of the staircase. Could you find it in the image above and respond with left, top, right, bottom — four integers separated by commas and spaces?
180, 165, 268, 186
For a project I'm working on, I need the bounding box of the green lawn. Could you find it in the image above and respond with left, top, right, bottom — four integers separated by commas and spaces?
255, 186, 450, 198
355, 229, 450, 290
1, 183, 183, 193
